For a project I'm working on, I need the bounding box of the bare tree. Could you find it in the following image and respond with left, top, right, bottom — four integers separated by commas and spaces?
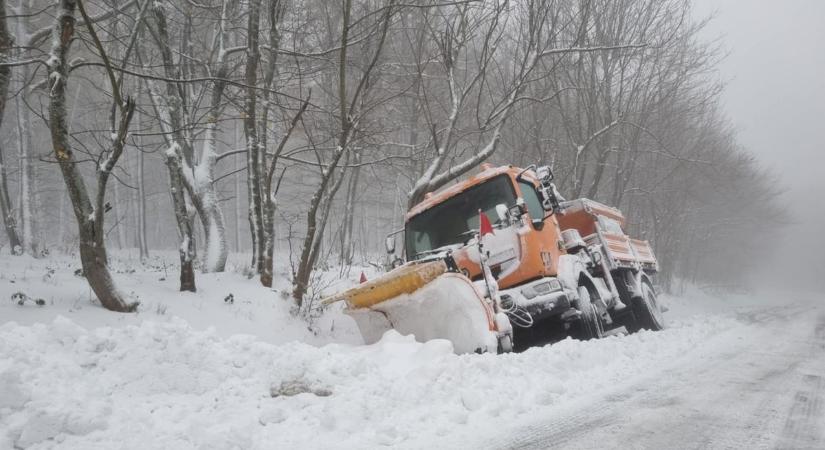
144, 0, 234, 281
46, 0, 138, 311
290, 0, 394, 306
405, 1, 639, 207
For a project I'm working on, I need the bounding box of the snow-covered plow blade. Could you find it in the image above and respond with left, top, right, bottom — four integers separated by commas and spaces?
323, 261, 504, 354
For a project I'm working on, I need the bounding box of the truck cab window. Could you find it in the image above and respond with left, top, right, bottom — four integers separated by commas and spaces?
405, 175, 516, 258
518, 181, 545, 222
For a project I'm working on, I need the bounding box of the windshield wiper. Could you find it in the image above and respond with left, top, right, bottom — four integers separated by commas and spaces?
412, 243, 462, 259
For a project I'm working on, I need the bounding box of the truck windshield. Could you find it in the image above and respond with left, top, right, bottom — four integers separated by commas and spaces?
405, 175, 516, 258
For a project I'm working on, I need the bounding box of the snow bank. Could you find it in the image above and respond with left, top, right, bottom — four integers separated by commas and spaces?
0, 251, 363, 347
0, 311, 744, 449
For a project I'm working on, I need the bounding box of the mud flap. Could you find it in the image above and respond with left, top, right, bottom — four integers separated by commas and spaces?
345, 273, 499, 354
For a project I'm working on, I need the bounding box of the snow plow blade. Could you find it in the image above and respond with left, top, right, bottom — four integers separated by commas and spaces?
324, 261, 502, 354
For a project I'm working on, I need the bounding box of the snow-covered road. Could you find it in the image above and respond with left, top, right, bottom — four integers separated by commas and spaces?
489, 301, 825, 450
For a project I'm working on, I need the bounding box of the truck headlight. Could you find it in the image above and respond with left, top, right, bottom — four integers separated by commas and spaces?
521, 279, 562, 299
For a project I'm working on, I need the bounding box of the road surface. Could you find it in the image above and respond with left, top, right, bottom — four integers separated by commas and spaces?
494, 301, 825, 450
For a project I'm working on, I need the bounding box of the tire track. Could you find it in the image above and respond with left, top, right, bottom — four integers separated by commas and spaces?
489, 304, 824, 450
773, 313, 825, 449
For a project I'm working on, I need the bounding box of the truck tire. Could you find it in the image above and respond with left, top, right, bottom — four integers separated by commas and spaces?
573, 286, 603, 340
497, 334, 513, 354
633, 282, 665, 331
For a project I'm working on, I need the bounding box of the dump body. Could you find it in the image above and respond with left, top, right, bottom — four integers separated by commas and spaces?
557, 199, 658, 273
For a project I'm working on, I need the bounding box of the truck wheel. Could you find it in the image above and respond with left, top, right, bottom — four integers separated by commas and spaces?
573, 286, 603, 340
633, 282, 665, 331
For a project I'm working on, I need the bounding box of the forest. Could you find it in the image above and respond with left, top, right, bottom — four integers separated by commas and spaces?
0, 0, 782, 313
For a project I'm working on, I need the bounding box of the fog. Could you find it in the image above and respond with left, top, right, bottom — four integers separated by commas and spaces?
694, 0, 825, 289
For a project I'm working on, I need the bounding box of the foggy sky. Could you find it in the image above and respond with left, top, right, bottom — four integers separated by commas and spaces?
693, 0, 825, 288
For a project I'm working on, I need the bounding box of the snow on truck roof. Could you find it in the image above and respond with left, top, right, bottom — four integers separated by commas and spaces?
406, 164, 522, 220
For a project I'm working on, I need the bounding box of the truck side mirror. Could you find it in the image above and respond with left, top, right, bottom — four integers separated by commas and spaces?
538, 184, 561, 213
385, 235, 396, 254
509, 199, 526, 220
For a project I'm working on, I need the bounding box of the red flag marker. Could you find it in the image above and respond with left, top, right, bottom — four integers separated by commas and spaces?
359, 271, 368, 283
479, 210, 494, 237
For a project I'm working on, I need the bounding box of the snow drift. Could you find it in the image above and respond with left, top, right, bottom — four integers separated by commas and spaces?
0, 311, 742, 449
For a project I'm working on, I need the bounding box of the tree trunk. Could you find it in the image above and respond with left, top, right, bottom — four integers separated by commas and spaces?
166, 150, 196, 292
193, 45, 230, 272
339, 151, 361, 266
0, 0, 21, 254
198, 191, 227, 273
15, 0, 37, 255
260, 194, 275, 287
0, 143, 20, 254
257, 0, 287, 288
244, 0, 265, 274
15, 96, 38, 255
136, 139, 149, 260
234, 150, 241, 251
112, 177, 126, 249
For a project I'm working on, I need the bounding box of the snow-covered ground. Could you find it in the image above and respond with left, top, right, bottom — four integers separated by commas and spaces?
0, 251, 367, 347
0, 252, 819, 449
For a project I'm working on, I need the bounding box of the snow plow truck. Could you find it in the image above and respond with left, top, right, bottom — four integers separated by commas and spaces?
323, 163, 665, 353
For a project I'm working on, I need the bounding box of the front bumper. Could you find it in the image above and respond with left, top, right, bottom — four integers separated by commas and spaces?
500, 278, 573, 322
